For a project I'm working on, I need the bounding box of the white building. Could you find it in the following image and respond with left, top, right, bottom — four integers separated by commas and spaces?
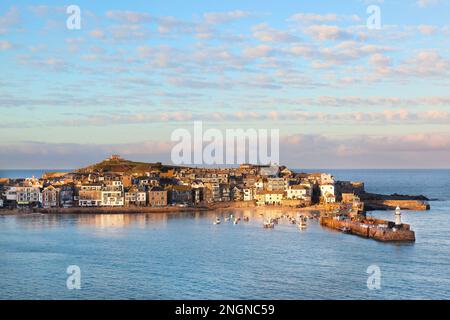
309, 173, 335, 185
286, 185, 311, 200
319, 184, 335, 197
254, 179, 264, 190
16, 187, 41, 205
101, 185, 124, 206
243, 188, 254, 201
256, 191, 284, 205
320, 184, 336, 203
4, 186, 18, 202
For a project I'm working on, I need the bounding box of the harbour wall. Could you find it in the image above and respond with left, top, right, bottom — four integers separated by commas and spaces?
320, 216, 416, 242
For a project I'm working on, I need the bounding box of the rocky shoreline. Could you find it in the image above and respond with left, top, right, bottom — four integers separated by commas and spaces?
359, 192, 430, 211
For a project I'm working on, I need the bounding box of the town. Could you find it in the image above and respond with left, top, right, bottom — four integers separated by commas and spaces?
0, 155, 362, 211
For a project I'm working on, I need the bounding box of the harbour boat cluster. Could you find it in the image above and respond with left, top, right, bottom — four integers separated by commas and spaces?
213, 215, 247, 225
214, 212, 315, 231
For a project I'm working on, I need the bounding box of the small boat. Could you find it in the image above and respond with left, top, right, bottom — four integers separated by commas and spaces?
263, 220, 275, 229
225, 217, 231, 222
243, 216, 249, 222
213, 218, 221, 225
298, 222, 307, 229
233, 218, 239, 225
339, 226, 352, 234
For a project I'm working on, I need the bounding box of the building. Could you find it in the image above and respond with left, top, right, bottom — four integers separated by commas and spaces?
59, 184, 75, 208
203, 186, 213, 203
101, 185, 124, 206
232, 186, 243, 201
148, 186, 168, 207
16, 187, 41, 206
243, 188, 254, 201
319, 184, 335, 197
192, 187, 203, 204
78, 184, 102, 207
204, 182, 221, 202
42, 186, 59, 208
286, 185, 311, 200
219, 184, 231, 202
167, 185, 192, 204
255, 190, 284, 205
267, 177, 287, 191
124, 187, 147, 206
309, 173, 335, 185
3, 186, 18, 206
323, 193, 336, 203
254, 179, 264, 190
342, 193, 357, 204
320, 184, 335, 203
243, 175, 257, 188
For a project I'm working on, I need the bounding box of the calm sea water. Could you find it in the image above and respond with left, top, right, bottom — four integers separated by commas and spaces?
0, 169, 73, 179
0, 169, 449, 300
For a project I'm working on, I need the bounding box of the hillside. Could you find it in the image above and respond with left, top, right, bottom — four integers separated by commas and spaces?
74, 156, 183, 175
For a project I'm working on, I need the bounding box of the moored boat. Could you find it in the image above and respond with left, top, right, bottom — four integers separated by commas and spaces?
338, 226, 352, 234
263, 220, 275, 229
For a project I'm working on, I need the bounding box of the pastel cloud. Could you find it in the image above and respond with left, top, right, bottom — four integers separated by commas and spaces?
304, 25, 353, 41
288, 13, 361, 24
0, 40, 13, 50
279, 133, 450, 168
203, 10, 252, 24
57, 108, 450, 127
416, 0, 441, 7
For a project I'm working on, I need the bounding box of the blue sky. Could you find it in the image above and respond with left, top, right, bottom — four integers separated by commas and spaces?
1, 0, 450, 168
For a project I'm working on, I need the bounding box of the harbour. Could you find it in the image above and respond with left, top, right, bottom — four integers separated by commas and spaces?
0, 169, 449, 299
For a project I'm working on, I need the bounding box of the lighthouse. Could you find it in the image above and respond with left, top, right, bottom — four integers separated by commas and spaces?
395, 206, 402, 226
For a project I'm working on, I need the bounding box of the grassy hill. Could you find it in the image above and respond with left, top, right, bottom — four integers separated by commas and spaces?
75, 157, 183, 175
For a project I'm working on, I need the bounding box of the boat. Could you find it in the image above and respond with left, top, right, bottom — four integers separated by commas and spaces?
298, 221, 307, 229
263, 220, 275, 229
338, 226, 352, 234
233, 219, 239, 225
243, 216, 249, 222
225, 216, 230, 222
297, 216, 307, 229
213, 217, 221, 225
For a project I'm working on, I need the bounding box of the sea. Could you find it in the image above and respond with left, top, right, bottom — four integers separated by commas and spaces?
0, 169, 449, 300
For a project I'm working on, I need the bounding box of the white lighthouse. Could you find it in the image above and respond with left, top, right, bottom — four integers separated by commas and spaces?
395, 206, 402, 226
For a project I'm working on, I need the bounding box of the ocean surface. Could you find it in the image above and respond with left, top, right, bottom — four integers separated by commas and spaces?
0, 169, 449, 300
0, 169, 73, 179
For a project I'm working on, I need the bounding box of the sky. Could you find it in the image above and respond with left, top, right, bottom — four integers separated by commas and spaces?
0, 0, 449, 169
